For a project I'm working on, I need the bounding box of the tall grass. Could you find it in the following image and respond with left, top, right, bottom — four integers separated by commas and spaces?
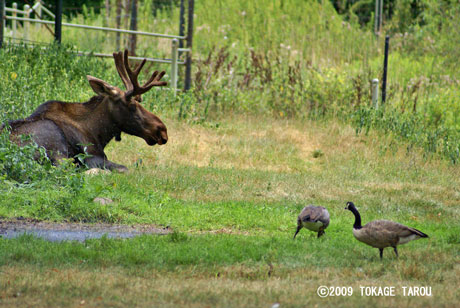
1, 0, 459, 164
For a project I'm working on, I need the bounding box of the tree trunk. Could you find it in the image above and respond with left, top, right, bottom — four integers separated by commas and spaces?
129, 0, 137, 55
124, 0, 131, 48
115, 0, 122, 50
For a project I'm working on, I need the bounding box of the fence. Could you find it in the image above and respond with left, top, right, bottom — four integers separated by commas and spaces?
0, 0, 194, 92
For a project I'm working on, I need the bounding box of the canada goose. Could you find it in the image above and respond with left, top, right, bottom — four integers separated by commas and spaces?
345, 201, 428, 259
293, 205, 330, 239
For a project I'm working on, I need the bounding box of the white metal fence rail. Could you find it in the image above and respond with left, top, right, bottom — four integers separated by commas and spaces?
2, 1, 190, 92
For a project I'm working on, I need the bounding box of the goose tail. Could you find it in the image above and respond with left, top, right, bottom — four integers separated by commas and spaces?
411, 227, 429, 238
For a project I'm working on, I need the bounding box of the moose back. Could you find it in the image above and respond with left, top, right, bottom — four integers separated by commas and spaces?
4, 50, 168, 172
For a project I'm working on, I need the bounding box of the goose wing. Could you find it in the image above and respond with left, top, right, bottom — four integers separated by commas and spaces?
356, 220, 400, 248
372, 220, 428, 238
359, 220, 427, 247
299, 206, 330, 227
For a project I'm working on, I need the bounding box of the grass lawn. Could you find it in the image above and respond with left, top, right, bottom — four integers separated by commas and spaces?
1, 115, 459, 307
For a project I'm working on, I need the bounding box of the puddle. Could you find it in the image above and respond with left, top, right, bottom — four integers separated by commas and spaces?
0, 219, 170, 242
1, 229, 147, 242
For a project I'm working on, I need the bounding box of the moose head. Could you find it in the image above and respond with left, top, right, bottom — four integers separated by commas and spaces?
87, 50, 168, 146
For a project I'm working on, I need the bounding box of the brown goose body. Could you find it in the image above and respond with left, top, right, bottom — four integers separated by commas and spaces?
345, 202, 428, 259
353, 220, 427, 248
293, 205, 330, 239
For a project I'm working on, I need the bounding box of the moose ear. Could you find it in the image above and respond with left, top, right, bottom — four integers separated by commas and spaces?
87, 75, 119, 97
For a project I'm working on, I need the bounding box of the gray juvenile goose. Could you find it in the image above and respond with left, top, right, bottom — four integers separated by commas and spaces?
293, 205, 330, 239
345, 201, 428, 259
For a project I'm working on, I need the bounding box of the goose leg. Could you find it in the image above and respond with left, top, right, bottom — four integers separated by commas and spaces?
293, 226, 302, 239
393, 246, 399, 257
317, 230, 325, 238
379, 248, 384, 259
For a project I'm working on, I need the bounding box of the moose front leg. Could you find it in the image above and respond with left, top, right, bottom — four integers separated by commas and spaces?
84, 155, 128, 172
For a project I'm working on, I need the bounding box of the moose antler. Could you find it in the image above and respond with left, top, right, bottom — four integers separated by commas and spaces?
113, 50, 167, 100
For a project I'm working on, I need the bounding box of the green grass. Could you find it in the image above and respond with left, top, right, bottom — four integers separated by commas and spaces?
1, 228, 456, 272
1, 116, 459, 307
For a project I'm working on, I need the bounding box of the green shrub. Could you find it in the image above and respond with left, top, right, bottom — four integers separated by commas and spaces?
0, 125, 84, 185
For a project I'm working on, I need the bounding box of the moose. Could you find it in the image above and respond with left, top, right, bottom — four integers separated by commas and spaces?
3, 50, 168, 172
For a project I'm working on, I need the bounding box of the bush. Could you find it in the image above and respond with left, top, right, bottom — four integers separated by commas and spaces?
0, 124, 84, 187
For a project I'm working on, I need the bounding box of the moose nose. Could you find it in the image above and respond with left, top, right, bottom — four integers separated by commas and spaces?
156, 134, 167, 145
159, 131, 168, 145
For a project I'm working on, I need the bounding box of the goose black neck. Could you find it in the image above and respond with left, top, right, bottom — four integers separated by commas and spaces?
349, 205, 362, 229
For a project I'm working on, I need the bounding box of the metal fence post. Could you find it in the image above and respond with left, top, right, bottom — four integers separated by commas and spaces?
55, 0, 62, 44
0, 0, 4, 49
184, 0, 194, 91
372, 79, 379, 109
12, 2, 17, 39
24, 4, 30, 42
1, 0, 4, 33
171, 38, 178, 94
382, 35, 389, 104
178, 0, 185, 52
